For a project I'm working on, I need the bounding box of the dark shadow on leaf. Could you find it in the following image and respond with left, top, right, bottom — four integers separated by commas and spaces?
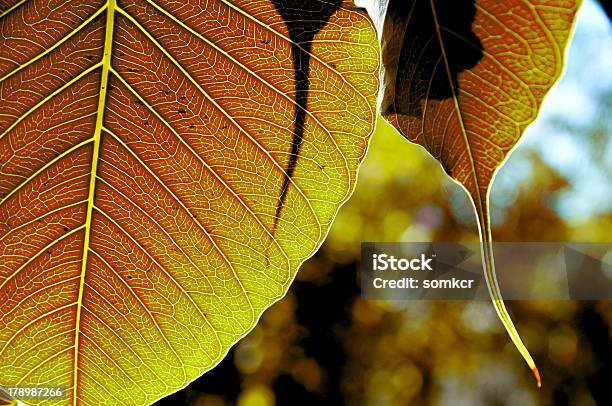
270, 0, 342, 229
382, 0, 483, 117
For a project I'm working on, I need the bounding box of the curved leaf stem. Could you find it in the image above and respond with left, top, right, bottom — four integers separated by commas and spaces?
478, 193, 541, 388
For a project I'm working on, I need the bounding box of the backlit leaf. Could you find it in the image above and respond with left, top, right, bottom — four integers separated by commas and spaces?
374, 0, 580, 384
0, 0, 379, 403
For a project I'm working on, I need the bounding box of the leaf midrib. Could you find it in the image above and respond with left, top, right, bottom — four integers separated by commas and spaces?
427, 0, 484, 215
72, 0, 116, 403
70, 3, 229, 401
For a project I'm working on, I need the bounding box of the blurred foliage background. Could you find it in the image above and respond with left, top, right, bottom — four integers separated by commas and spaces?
157, 1, 611, 405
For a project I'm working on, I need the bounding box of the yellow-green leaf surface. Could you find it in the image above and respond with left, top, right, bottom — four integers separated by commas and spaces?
0, 0, 379, 403
376, 0, 580, 384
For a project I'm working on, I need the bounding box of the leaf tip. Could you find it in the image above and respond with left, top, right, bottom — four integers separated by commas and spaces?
532, 366, 542, 388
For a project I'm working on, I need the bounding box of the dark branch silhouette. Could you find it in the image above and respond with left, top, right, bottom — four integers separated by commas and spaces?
271, 0, 342, 231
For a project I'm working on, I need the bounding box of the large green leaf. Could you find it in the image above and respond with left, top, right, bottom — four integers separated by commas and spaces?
0, 0, 379, 403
